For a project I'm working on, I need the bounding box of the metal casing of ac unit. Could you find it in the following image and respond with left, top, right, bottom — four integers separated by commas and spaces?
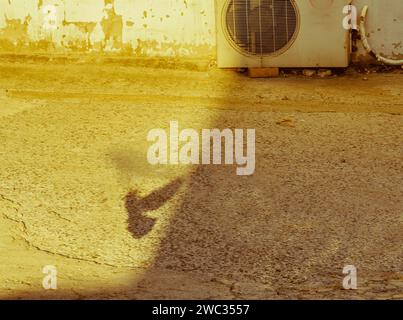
215, 0, 351, 68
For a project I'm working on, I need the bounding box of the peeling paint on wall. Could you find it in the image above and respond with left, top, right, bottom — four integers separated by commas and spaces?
0, 0, 216, 57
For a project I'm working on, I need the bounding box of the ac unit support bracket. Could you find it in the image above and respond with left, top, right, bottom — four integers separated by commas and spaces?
248, 67, 280, 78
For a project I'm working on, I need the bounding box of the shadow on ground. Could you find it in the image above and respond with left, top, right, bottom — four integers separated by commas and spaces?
125, 178, 183, 239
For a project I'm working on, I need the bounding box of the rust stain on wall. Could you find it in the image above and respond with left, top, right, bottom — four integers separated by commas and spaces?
0, 17, 30, 50
101, 0, 122, 50
353, 0, 403, 63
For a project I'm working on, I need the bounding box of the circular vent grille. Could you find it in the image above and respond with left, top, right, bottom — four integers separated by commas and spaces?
225, 0, 299, 56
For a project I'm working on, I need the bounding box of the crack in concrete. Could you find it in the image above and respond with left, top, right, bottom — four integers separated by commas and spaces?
0, 193, 129, 269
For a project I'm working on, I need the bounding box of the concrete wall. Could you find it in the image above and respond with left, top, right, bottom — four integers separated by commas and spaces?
0, 0, 401, 64
0, 0, 216, 57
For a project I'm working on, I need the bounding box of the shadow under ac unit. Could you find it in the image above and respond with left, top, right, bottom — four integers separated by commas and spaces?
215, 0, 351, 68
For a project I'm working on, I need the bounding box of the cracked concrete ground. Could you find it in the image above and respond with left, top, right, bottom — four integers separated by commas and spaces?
0, 58, 402, 299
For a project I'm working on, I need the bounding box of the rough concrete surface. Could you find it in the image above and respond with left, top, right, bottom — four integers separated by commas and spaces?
0, 58, 402, 299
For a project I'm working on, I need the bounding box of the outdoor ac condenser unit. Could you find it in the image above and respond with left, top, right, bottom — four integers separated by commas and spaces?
215, 0, 350, 68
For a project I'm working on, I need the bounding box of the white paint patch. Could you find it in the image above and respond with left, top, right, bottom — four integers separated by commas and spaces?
65, 0, 105, 23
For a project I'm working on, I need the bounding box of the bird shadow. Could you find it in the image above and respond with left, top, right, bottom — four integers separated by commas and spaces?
124, 177, 183, 239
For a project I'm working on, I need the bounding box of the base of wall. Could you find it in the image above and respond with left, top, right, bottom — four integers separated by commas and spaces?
0, 52, 215, 71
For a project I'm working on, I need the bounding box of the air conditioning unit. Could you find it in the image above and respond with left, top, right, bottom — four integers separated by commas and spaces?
215, 0, 350, 68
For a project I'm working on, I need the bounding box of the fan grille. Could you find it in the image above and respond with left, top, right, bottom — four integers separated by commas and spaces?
225, 0, 298, 56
